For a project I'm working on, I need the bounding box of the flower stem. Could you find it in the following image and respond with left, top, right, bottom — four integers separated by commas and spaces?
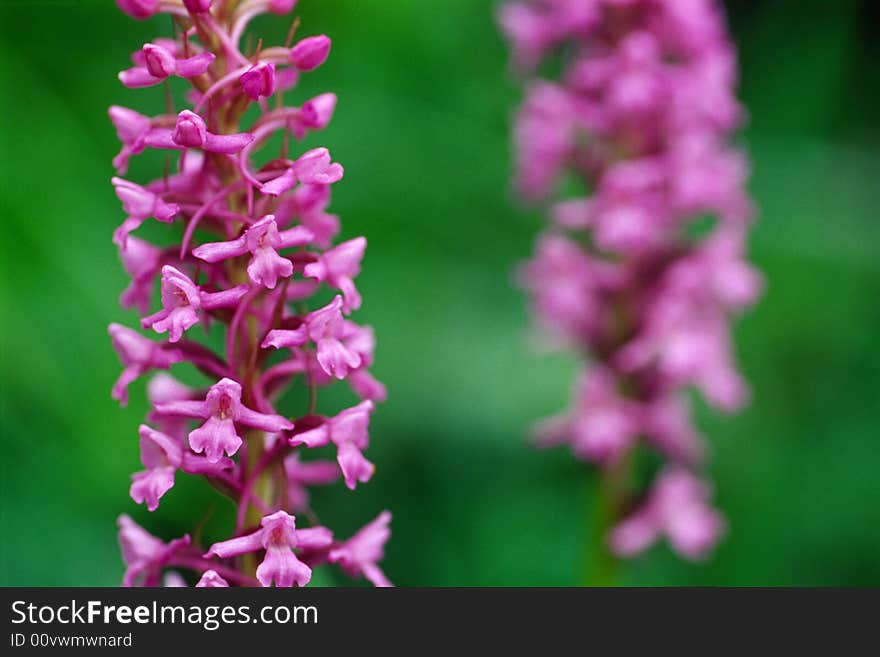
583, 456, 630, 587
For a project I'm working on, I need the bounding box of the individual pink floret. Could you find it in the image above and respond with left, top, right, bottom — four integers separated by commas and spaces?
153, 377, 293, 462
204, 511, 332, 587
329, 511, 393, 587
192, 214, 313, 289
120, 42, 215, 88
141, 266, 248, 342
289, 401, 375, 490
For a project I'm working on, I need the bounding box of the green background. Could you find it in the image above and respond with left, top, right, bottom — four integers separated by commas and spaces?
1, 0, 878, 586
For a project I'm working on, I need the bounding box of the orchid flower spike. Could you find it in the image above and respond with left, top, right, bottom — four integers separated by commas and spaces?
109, 0, 391, 588
499, 0, 760, 561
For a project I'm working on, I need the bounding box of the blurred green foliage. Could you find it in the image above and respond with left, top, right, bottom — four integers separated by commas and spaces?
1, 0, 878, 586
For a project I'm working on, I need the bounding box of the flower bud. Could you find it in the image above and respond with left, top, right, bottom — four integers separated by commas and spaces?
240, 62, 277, 101
172, 110, 208, 148
289, 35, 331, 71
142, 44, 176, 78
116, 0, 159, 19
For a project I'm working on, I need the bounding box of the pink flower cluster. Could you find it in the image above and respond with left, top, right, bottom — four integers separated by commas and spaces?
500, 0, 762, 560
109, 0, 391, 587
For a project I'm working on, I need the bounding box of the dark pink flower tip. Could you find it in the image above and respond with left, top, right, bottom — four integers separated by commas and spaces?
182, 0, 212, 13
240, 62, 276, 101
116, 0, 159, 20
289, 35, 331, 71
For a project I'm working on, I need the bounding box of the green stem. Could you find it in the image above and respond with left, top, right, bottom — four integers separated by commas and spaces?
583, 457, 630, 587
